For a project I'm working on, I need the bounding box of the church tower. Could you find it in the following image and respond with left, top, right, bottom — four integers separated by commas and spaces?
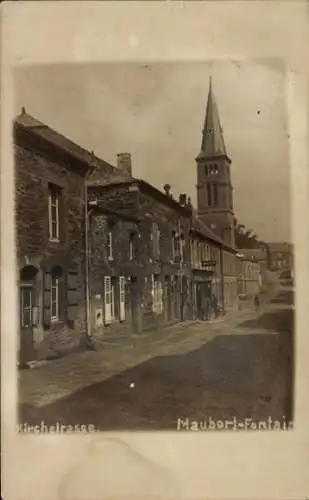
196, 77, 235, 247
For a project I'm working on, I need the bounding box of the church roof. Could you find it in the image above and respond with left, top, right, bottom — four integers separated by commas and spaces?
197, 77, 228, 160
191, 210, 237, 253
237, 248, 268, 261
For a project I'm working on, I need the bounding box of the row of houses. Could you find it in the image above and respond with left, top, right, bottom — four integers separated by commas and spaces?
15, 109, 264, 364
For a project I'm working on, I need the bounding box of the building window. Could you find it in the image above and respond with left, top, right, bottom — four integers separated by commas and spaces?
111, 279, 116, 320
104, 276, 113, 324
20, 284, 33, 328
119, 276, 125, 321
107, 230, 113, 260
179, 233, 184, 262
213, 184, 218, 206
172, 231, 177, 261
152, 275, 163, 315
50, 272, 60, 321
48, 183, 61, 241
129, 233, 135, 260
207, 184, 212, 206
152, 222, 160, 260
189, 239, 194, 266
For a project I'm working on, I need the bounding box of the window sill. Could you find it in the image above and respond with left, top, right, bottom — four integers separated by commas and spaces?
49, 238, 60, 244
108, 257, 114, 262
104, 318, 125, 326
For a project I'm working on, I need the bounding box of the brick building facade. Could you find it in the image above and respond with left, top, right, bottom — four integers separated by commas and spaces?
236, 254, 262, 300
15, 109, 125, 364
87, 175, 194, 340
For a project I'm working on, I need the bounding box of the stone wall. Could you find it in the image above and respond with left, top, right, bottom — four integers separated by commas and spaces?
15, 133, 88, 359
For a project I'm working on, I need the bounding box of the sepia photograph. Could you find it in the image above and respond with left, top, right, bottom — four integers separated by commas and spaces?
2, 2, 309, 500
15, 60, 295, 432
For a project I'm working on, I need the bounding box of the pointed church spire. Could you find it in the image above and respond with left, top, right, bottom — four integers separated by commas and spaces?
198, 77, 227, 159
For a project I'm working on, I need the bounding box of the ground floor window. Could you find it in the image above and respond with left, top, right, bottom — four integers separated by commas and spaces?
119, 276, 125, 321
104, 275, 126, 325
50, 266, 62, 322
20, 285, 33, 328
152, 274, 163, 314
51, 275, 60, 321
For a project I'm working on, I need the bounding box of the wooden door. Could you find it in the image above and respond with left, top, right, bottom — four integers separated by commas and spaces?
19, 285, 37, 364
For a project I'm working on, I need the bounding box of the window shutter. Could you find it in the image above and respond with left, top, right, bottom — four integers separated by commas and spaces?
43, 272, 51, 329
151, 274, 156, 313
109, 232, 113, 258
119, 276, 125, 322
157, 228, 160, 258
104, 276, 112, 325
158, 281, 163, 314
67, 269, 80, 322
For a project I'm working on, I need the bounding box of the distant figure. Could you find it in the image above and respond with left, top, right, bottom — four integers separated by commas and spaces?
254, 295, 260, 312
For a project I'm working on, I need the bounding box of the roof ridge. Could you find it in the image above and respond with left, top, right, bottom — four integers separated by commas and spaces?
14, 111, 116, 170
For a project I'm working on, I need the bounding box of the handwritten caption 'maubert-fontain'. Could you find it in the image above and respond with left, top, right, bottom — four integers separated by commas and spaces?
177, 416, 294, 431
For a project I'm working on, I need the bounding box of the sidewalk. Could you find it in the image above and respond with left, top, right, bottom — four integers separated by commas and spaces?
19, 303, 271, 409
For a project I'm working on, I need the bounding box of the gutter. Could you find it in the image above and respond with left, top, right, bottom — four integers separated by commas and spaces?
84, 162, 96, 348
220, 248, 225, 315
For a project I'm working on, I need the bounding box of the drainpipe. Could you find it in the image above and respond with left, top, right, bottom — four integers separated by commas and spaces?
178, 218, 183, 320
220, 248, 225, 315
84, 162, 96, 349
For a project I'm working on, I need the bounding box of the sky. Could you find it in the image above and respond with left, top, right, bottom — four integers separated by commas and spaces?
14, 60, 291, 242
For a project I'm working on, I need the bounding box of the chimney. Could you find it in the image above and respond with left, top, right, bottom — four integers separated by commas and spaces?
21, 106, 26, 115
163, 184, 172, 197
117, 153, 132, 177
179, 193, 187, 207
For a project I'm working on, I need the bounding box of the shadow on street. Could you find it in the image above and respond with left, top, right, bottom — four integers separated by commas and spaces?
20, 306, 294, 431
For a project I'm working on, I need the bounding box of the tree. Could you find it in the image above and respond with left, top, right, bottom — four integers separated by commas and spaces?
234, 218, 263, 249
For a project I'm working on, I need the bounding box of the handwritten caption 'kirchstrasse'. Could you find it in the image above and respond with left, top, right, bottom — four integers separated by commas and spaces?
177, 416, 294, 431
18, 422, 97, 434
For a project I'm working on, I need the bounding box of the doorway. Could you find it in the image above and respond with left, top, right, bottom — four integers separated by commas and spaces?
130, 277, 139, 333
19, 265, 38, 365
164, 276, 172, 321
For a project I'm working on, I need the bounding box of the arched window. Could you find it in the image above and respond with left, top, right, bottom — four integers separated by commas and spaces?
19, 265, 38, 330
152, 222, 160, 260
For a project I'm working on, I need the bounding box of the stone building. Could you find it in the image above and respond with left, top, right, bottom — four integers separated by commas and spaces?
266, 242, 293, 276
14, 109, 125, 364
236, 253, 262, 301
238, 248, 268, 288
189, 216, 239, 317
189, 218, 222, 320
87, 165, 194, 338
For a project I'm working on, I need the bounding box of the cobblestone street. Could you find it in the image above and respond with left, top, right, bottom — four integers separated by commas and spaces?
19, 288, 294, 431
